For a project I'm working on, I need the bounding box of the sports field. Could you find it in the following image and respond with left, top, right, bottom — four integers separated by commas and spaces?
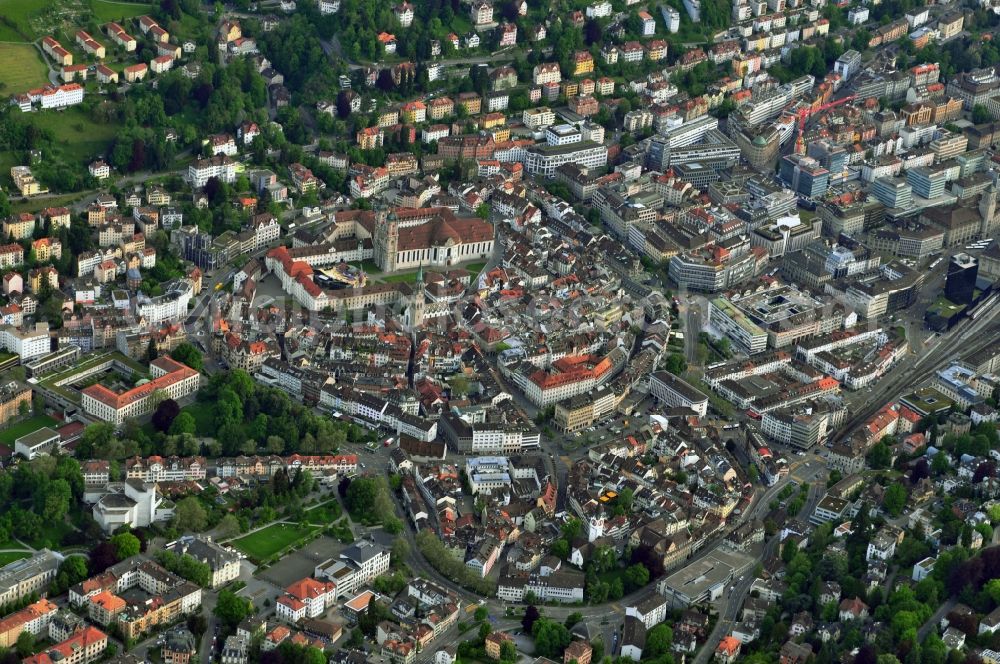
231, 523, 318, 562
0, 415, 59, 445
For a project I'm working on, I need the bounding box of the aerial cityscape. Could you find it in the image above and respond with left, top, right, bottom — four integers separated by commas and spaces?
0, 0, 999, 663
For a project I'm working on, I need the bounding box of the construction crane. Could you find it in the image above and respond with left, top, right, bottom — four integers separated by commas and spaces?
794, 94, 857, 154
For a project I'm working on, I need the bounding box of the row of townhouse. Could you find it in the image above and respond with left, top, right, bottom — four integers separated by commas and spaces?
319, 384, 438, 441
214, 454, 359, 479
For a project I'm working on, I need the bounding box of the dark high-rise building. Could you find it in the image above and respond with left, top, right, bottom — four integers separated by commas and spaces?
945, 252, 979, 305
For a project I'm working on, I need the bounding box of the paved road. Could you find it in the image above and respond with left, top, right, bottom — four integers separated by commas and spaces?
693, 572, 755, 664
685, 300, 702, 366
919, 598, 955, 642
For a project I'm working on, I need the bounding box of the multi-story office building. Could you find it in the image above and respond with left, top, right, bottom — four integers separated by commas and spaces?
761, 401, 839, 449
729, 120, 782, 170
668, 237, 760, 292
545, 124, 582, 146
520, 141, 608, 177
817, 198, 885, 236
715, 284, 844, 350
313, 541, 391, 600
906, 166, 949, 199
23, 626, 107, 664
945, 252, 978, 305
733, 78, 814, 127
750, 217, 821, 258
807, 140, 848, 177
660, 115, 719, 148
834, 50, 862, 82
82, 356, 200, 425
709, 298, 768, 354
871, 176, 914, 210
930, 130, 968, 161
779, 154, 830, 198
662, 130, 740, 169
649, 371, 709, 417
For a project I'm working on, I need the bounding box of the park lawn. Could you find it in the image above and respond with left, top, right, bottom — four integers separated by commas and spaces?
0, 415, 59, 445
27, 106, 118, 162
457, 261, 486, 274
231, 523, 317, 562
0, 44, 50, 93
26, 520, 75, 550
0, 551, 31, 566
88, 0, 152, 22
181, 401, 216, 436
305, 499, 343, 525
380, 272, 423, 284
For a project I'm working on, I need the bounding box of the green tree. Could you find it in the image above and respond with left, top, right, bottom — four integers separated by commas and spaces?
883, 484, 907, 517
867, 441, 892, 469
973, 104, 992, 124
215, 514, 241, 539
532, 619, 571, 658
169, 411, 196, 436
645, 624, 673, 658
391, 537, 410, 566
782, 539, 799, 564
561, 518, 583, 541
383, 515, 403, 534
171, 342, 203, 371
110, 532, 141, 560
623, 564, 650, 591
174, 496, 209, 532
449, 376, 471, 397
42, 479, 71, 522
59, 556, 88, 584
15, 631, 33, 658
932, 452, 951, 475
346, 477, 379, 520
499, 640, 517, 663
664, 353, 687, 375
214, 590, 253, 628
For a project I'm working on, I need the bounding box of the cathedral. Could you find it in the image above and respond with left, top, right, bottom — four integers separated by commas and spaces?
331, 206, 495, 273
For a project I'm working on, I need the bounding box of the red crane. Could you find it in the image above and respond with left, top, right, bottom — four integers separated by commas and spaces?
794, 94, 856, 154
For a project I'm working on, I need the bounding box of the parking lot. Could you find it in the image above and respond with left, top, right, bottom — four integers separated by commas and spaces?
560, 391, 675, 455
257, 534, 345, 588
